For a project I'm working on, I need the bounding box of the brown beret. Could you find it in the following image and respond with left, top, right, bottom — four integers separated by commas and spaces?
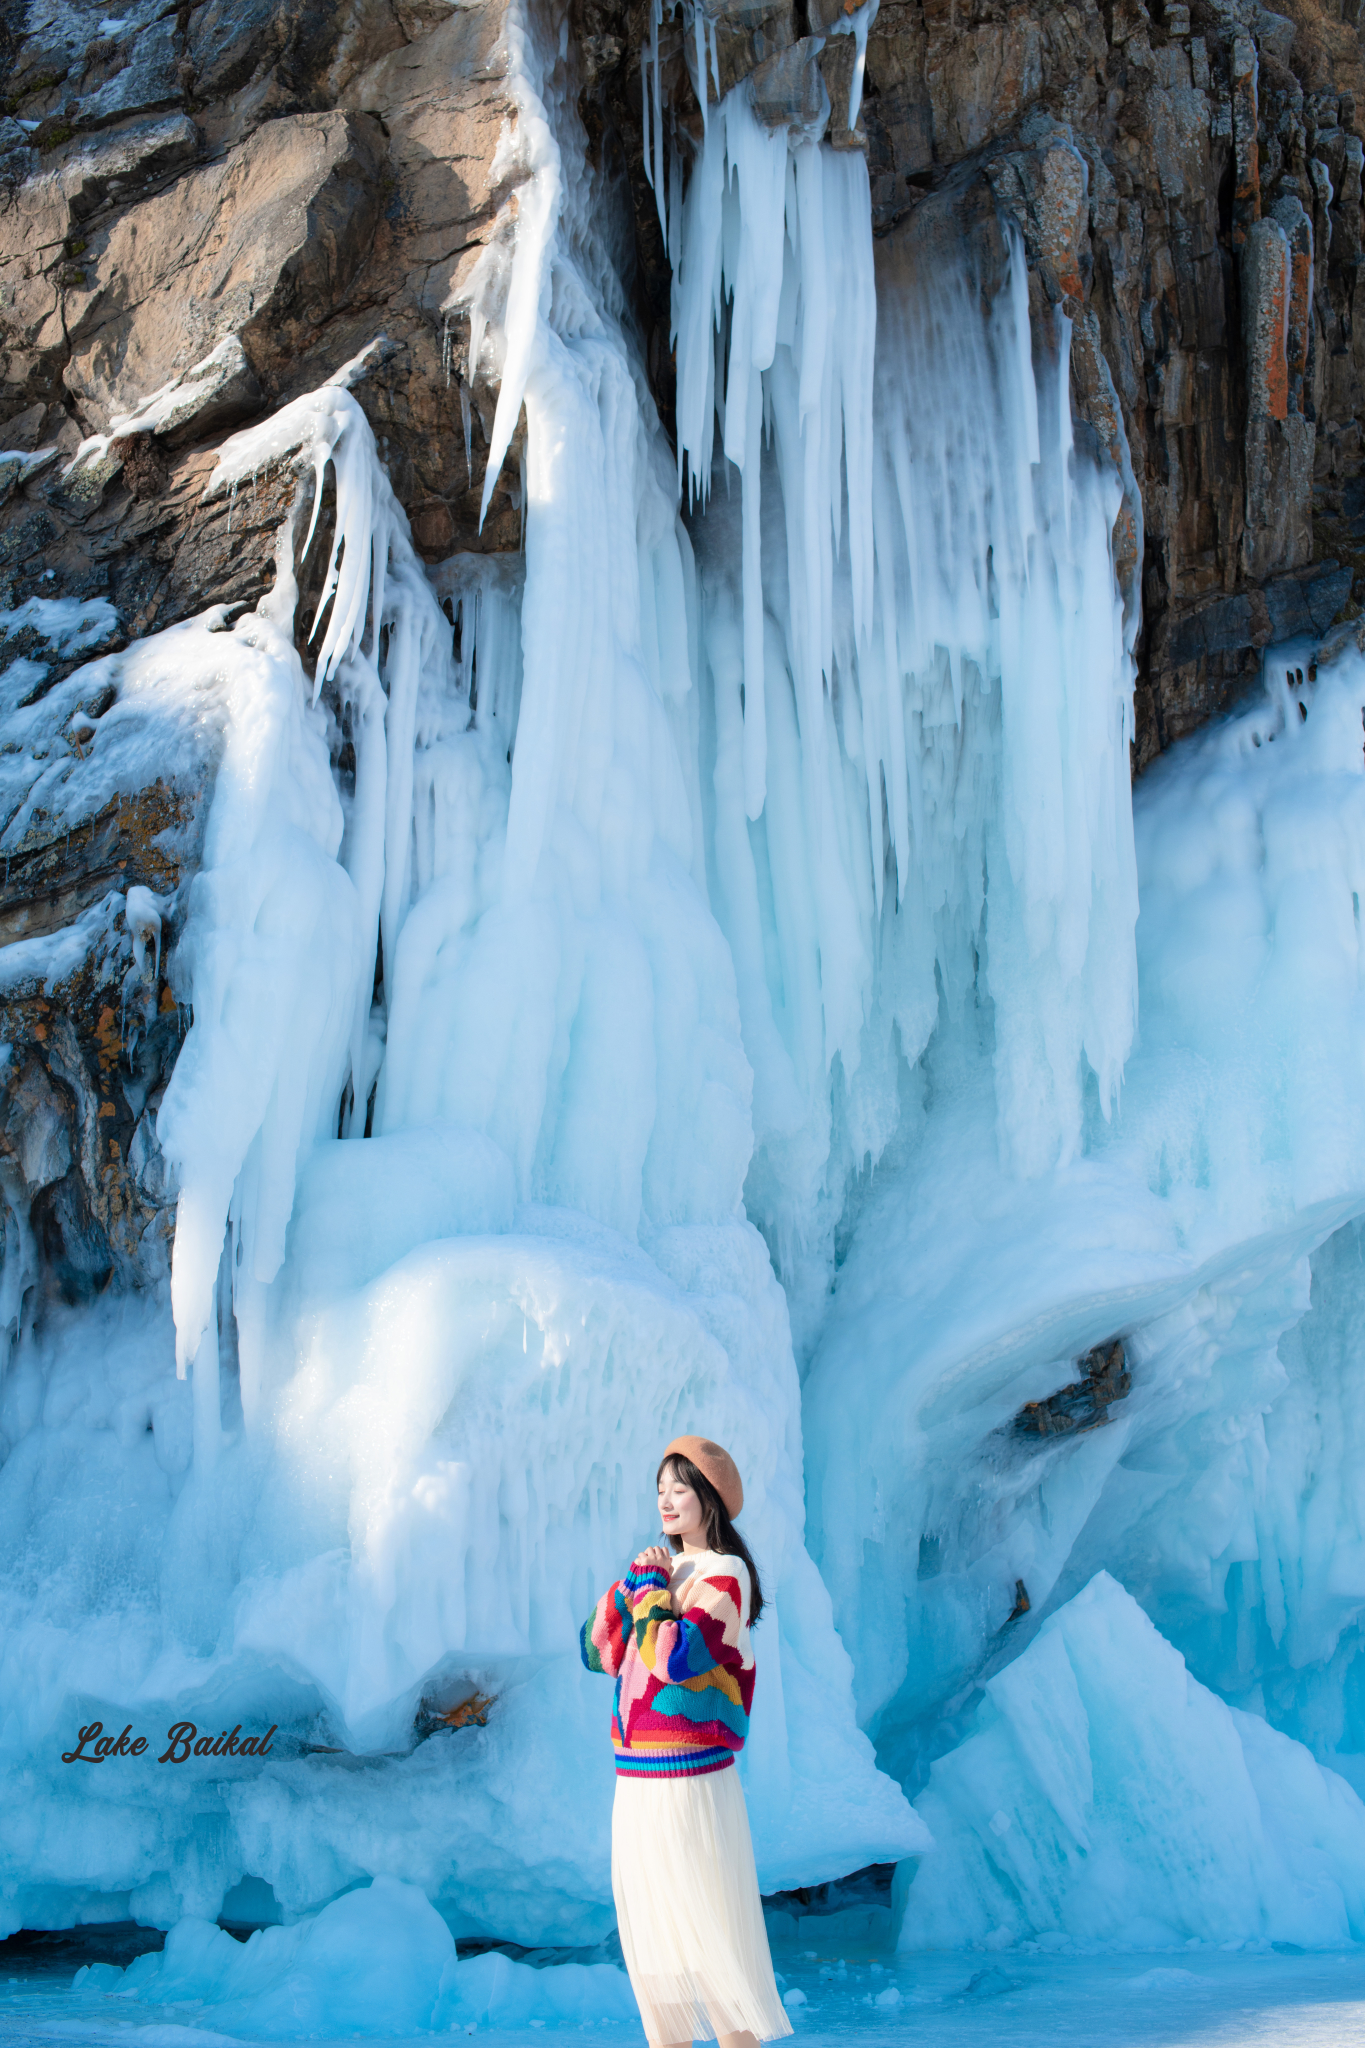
661, 1435, 744, 1519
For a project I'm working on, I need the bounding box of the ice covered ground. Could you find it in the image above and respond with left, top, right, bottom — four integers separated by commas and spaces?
1, 1941, 1364, 2048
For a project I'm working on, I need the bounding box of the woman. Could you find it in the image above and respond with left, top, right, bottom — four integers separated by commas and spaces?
580, 1435, 792, 2048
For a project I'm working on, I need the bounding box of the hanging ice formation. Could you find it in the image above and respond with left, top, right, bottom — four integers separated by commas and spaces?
662, 70, 1138, 1339
10, 0, 1365, 1965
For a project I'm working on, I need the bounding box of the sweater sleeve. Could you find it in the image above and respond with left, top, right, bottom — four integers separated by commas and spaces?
629, 1564, 749, 1686
581, 1562, 675, 1672
579, 1580, 632, 1675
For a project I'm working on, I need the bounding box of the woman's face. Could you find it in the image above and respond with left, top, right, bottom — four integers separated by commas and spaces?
658, 1464, 706, 1546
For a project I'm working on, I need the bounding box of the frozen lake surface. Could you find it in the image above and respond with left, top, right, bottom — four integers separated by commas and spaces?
2, 1948, 1365, 2048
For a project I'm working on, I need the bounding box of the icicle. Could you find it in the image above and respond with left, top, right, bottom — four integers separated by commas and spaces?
444, 0, 562, 529
652, 1, 667, 247
668, 144, 684, 276
640, 0, 667, 239
673, 115, 726, 496
641, 37, 655, 195
190, 1302, 221, 1466
694, 0, 709, 142
822, 0, 880, 133
125, 883, 162, 981
740, 363, 766, 820
339, 647, 388, 1131
1055, 304, 1074, 545
846, 0, 876, 130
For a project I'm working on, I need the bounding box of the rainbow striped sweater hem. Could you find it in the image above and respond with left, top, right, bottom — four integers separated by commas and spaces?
612, 1743, 736, 1779
580, 1554, 755, 1780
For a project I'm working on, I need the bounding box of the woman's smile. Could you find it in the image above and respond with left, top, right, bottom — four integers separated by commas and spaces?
658, 1466, 708, 1548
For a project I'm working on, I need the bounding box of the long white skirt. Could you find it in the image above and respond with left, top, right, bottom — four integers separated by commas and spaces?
612, 1765, 793, 2044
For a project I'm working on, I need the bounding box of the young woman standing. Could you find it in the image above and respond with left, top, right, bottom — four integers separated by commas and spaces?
580, 1435, 792, 2048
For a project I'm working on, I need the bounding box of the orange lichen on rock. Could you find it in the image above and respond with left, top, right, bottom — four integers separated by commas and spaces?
435, 1692, 496, 1731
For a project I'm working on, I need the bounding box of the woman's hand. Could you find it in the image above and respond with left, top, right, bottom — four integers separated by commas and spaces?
633, 1544, 673, 1574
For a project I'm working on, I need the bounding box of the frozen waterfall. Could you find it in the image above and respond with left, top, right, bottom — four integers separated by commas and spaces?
671, 89, 1138, 1341
6, 0, 1365, 1972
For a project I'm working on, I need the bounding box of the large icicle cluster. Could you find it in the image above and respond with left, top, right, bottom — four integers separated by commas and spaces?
156, 348, 470, 1464
667, 93, 1138, 1329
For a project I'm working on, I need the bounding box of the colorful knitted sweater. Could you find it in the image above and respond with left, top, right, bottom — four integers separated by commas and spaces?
580, 1551, 755, 1778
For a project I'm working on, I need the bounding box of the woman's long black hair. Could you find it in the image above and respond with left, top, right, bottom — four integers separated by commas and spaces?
656, 1452, 765, 1626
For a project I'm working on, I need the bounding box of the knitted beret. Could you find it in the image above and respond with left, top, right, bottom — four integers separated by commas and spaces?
661, 1435, 744, 1519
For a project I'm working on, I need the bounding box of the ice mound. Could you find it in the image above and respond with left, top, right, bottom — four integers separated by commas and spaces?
0, 1202, 920, 1948
898, 1573, 1365, 1950
72, 1875, 637, 2033
434, 1950, 638, 2031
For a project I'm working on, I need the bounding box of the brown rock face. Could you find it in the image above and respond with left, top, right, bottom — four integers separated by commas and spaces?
0, 783, 191, 1317
0, 0, 524, 645
844, 0, 1365, 767
61, 111, 387, 427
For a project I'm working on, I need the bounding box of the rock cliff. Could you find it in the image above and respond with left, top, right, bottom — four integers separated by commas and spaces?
1, 0, 1362, 1328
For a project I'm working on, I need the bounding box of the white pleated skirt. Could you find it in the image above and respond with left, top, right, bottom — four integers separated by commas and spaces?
612, 1765, 793, 2045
